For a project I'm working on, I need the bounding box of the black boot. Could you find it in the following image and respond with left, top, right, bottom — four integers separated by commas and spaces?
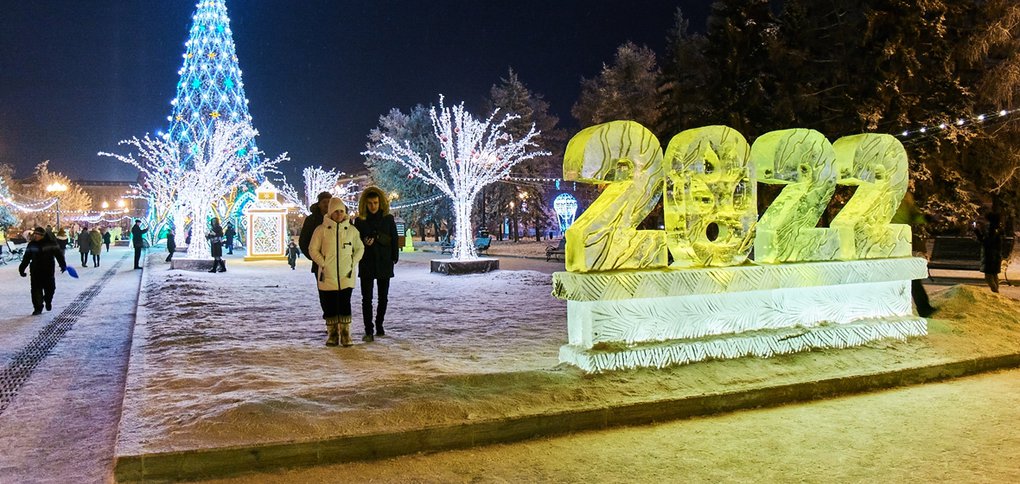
208, 260, 218, 273
217, 260, 226, 272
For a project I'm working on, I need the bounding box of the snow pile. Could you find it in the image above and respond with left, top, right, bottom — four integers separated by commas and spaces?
118, 253, 1020, 454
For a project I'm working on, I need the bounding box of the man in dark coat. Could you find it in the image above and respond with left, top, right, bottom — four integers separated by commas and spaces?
19, 226, 67, 315
207, 217, 226, 273
224, 222, 236, 255
131, 219, 148, 269
353, 187, 399, 341
165, 223, 177, 263
299, 191, 333, 276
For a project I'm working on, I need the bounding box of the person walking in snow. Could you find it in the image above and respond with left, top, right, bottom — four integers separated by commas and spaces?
165, 223, 177, 263
131, 219, 148, 269
299, 191, 333, 278
286, 241, 300, 270
89, 226, 103, 267
102, 227, 111, 252
76, 227, 91, 267
207, 217, 226, 273
224, 221, 236, 255
19, 226, 67, 315
354, 186, 399, 342
310, 198, 364, 347
974, 211, 1004, 293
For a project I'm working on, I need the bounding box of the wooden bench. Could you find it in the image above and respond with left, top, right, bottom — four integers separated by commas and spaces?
440, 236, 492, 255
546, 238, 566, 261
928, 236, 1013, 271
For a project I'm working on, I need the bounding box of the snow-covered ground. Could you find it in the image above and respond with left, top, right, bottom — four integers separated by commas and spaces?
117, 248, 1020, 456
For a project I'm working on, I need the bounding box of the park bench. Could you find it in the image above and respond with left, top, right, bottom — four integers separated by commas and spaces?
928, 235, 1014, 271
440, 236, 492, 255
546, 238, 566, 261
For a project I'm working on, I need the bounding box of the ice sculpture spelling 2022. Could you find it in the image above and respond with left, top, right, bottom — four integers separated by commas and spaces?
552, 121, 927, 373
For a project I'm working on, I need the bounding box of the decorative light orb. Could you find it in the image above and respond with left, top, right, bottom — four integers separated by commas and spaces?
553, 193, 579, 233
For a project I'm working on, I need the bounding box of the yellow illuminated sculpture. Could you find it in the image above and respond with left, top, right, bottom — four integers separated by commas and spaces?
830, 134, 911, 259
664, 126, 756, 267
563, 121, 666, 273
553, 121, 929, 373
752, 129, 845, 263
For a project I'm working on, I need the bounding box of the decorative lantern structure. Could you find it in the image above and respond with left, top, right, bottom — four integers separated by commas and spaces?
553, 193, 579, 233
243, 180, 287, 261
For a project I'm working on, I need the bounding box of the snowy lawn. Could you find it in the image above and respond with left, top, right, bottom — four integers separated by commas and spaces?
119, 250, 1020, 454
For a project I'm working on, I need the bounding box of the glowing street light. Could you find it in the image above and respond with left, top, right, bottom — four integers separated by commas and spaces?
101, 201, 110, 209
45, 182, 68, 230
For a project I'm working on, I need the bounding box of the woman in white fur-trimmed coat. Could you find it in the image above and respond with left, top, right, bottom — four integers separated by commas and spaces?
309, 198, 364, 347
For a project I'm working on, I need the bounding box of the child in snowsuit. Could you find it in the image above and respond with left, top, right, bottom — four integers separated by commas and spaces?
286, 241, 300, 270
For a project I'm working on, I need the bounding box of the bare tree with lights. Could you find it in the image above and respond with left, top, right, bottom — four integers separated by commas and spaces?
363, 96, 549, 259
99, 135, 186, 244
178, 121, 287, 258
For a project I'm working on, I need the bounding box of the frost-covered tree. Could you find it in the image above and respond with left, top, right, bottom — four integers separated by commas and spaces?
304, 166, 345, 208
99, 134, 187, 244
364, 105, 450, 241
363, 96, 549, 259
179, 121, 287, 258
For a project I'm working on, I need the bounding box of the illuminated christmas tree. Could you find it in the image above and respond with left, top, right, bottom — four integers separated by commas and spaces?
165, 0, 257, 164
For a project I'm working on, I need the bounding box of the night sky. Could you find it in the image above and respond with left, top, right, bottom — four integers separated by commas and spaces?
0, 1, 710, 182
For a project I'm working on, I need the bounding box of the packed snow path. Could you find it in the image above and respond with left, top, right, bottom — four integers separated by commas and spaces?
0, 248, 140, 483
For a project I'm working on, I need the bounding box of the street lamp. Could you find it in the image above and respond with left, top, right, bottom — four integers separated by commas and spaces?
45, 182, 68, 230
101, 201, 109, 209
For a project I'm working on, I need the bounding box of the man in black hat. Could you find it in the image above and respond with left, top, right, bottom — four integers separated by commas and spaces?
19, 226, 67, 315
299, 191, 333, 277
131, 219, 148, 269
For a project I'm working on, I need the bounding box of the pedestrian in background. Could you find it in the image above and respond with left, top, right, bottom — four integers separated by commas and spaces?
354, 186, 399, 341
974, 212, 1004, 293
131, 219, 148, 269
19, 227, 67, 315
89, 225, 102, 267
892, 193, 935, 317
286, 241, 300, 270
77, 227, 91, 267
310, 198, 364, 347
299, 191, 333, 278
55, 228, 69, 252
224, 222, 236, 255
166, 223, 177, 263
207, 217, 225, 273
102, 227, 111, 252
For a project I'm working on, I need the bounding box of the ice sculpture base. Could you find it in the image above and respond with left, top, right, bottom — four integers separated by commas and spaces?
430, 258, 499, 275
552, 257, 929, 373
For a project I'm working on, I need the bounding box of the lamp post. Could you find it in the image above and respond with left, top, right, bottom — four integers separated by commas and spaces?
45, 182, 68, 230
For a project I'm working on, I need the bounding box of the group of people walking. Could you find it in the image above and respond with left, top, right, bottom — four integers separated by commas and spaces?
75, 225, 111, 268
299, 186, 398, 347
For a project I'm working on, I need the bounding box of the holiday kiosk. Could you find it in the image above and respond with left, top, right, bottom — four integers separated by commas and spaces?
243, 180, 288, 261
553, 122, 928, 372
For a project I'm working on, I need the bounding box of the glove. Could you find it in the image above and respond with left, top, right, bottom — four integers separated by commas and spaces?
20, 272, 26, 277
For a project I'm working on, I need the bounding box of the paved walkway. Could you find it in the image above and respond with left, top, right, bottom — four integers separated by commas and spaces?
0, 248, 142, 484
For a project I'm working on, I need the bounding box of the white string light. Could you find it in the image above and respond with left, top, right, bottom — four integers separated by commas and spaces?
0, 192, 58, 213
898, 108, 1016, 140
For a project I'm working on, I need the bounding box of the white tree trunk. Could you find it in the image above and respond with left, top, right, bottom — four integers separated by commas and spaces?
186, 198, 212, 259
172, 206, 189, 248
451, 193, 477, 260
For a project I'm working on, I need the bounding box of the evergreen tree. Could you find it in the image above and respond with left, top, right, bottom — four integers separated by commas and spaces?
571, 42, 666, 134
484, 69, 563, 241
661, 8, 713, 137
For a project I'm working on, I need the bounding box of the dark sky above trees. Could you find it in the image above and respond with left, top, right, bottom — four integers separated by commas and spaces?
0, 1, 711, 181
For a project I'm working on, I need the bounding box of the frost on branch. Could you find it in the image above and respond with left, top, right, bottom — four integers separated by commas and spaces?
363, 96, 549, 260
177, 121, 288, 258
99, 134, 186, 244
